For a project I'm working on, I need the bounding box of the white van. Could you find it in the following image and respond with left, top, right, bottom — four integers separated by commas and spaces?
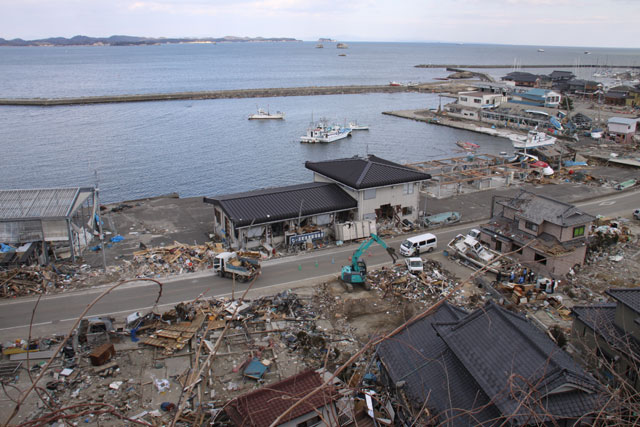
399, 233, 437, 256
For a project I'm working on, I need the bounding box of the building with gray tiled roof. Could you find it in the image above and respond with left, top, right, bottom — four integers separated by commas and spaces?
478, 190, 595, 276
306, 155, 431, 222
378, 301, 603, 426
572, 288, 640, 393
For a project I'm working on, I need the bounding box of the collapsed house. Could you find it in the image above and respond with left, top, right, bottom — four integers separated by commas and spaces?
225, 369, 340, 427
0, 187, 99, 264
377, 301, 603, 426
204, 155, 431, 250
478, 190, 595, 276
572, 288, 640, 392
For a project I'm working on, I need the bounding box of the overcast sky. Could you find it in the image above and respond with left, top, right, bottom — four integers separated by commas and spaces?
2, 0, 638, 48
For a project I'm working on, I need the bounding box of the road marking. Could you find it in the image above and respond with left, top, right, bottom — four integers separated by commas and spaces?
598, 201, 616, 206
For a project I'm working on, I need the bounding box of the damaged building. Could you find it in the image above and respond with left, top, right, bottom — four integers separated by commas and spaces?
478, 190, 595, 277
572, 288, 640, 392
377, 301, 603, 426
0, 187, 99, 264
204, 155, 431, 250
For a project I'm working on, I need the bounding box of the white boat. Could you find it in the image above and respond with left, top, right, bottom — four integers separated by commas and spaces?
509, 130, 556, 150
315, 43, 323, 48
347, 121, 369, 130
248, 108, 285, 120
447, 234, 511, 274
300, 121, 351, 143
336, 43, 348, 49
537, 48, 545, 52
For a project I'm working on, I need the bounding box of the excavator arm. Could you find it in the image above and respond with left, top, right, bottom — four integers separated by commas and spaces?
351, 233, 397, 271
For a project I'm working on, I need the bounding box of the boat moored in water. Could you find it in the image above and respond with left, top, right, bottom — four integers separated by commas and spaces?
300, 120, 352, 143
248, 107, 285, 120
456, 141, 480, 151
347, 121, 369, 130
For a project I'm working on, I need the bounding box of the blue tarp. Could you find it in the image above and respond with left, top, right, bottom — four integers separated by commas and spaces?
110, 235, 124, 243
564, 160, 588, 167
243, 358, 268, 380
1, 243, 16, 253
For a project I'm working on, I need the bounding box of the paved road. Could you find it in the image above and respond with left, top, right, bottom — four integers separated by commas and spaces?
1, 189, 638, 340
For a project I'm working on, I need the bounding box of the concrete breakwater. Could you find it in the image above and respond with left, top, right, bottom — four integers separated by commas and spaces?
415, 64, 640, 69
0, 83, 449, 107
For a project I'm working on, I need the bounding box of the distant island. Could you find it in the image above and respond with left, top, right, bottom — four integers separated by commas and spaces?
0, 35, 301, 47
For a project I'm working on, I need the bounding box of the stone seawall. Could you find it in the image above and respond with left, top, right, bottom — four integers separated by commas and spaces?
0, 84, 441, 107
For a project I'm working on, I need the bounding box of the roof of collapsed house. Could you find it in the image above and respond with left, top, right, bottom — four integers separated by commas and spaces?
204, 182, 357, 228
377, 301, 602, 426
606, 288, 640, 314
225, 369, 337, 427
497, 190, 595, 227
0, 187, 95, 220
305, 155, 431, 190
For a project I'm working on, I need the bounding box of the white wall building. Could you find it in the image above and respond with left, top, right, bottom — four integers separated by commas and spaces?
305, 155, 431, 223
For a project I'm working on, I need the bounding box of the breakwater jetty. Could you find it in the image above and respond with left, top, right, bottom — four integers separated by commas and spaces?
0, 83, 456, 107
415, 64, 640, 69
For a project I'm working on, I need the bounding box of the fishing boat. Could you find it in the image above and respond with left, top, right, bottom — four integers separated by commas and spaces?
336, 43, 348, 49
248, 107, 285, 120
537, 48, 545, 52
315, 43, 323, 48
447, 233, 511, 274
389, 81, 401, 86
509, 130, 556, 150
456, 141, 480, 151
347, 121, 369, 130
300, 121, 351, 143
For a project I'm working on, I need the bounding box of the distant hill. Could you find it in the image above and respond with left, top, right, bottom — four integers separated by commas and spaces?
0, 35, 301, 47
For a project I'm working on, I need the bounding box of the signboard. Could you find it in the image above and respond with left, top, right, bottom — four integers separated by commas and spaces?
289, 231, 325, 245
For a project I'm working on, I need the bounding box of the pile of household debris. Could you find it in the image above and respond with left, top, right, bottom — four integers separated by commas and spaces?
368, 259, 459, 301
0, 263, 92, 298
2, 290, 364, 426
123, 241, 226, 277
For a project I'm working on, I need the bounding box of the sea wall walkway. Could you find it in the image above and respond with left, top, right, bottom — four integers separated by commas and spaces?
0, 82, 460, 107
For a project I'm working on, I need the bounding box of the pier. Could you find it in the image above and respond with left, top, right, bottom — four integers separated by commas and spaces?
0, 83, 458, 107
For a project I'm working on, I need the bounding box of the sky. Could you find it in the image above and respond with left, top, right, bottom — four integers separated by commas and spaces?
1, 0, 639, 48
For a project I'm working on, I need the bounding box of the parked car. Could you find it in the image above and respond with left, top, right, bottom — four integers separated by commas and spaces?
634, 209, 640, 220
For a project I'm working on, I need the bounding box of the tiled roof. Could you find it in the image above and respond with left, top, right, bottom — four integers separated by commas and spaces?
305, 155, 431, 190
434, 302, 601, 424
606, 288, 640, 314
378, 302, 602, 425
498, 190, 595, 227
503, 72, 539, 82
0, 188, 94, 220
377, 303, 500, 426
225, 370, 337, 427
204, 182, 356, 228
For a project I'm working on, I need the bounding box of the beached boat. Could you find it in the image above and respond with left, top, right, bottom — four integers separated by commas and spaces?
509, 130, 556, 150
347, 121, 369, 130
248, 108, 285, 120
456, 141, 480, 151
590, 128, 603, 139
300, 121, 351, 143
422, 211, 461, 228
447, 233, 511, 274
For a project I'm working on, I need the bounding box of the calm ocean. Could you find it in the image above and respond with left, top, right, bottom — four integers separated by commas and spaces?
1, 42, 638, 202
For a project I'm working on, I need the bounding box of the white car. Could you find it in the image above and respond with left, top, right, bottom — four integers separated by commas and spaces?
634, 209, 640, 220
405, 257, 424, 274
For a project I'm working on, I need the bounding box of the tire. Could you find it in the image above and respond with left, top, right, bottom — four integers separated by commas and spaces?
428, 247, 434, 253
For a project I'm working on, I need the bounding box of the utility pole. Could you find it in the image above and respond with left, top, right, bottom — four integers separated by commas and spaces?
95, 171, 107, 271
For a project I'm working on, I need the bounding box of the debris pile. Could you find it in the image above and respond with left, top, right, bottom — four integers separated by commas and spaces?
368, 259, 459, 301
125, 241, 224, 277
0, 264, 90, 298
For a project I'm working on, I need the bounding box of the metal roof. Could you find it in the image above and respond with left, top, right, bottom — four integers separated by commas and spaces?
204, 182, 357, 228
305, 155, 431, 190
0, 187, 94, 220
608, 117, 637, 126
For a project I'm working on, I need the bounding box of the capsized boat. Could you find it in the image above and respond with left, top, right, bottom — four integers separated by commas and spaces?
509, 130, 556, 150
447, 233, 511, 274
347, 121, 369, 130
300, 121, 352, 143
248, 108, 285, 120
456, 141, 480, 151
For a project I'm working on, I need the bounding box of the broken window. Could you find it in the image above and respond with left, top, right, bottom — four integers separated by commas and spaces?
214, 209, 221, 224
534, 252, 547, 265
402, 206, 413, 215
525, 221, 538, 232
512, 243, 523, 254
573, 225, 585, 237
